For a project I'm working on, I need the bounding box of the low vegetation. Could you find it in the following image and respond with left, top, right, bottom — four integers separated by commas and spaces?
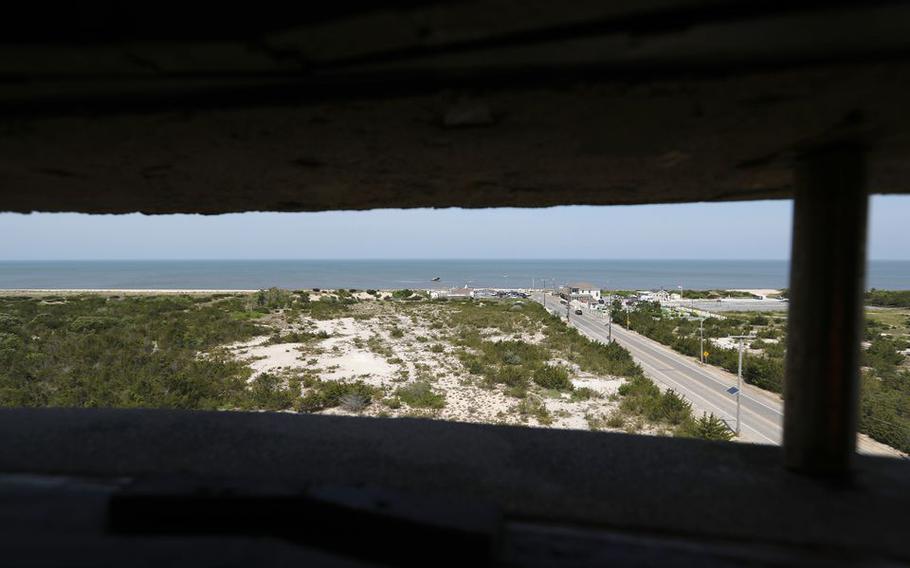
395, 381, 446, 409
0, 294, 262, 409
865, 289, 910, 308
681, 290, 759, 300
618, 299, 909, 452
297, 378, 376, 412
0, 289, 754, 442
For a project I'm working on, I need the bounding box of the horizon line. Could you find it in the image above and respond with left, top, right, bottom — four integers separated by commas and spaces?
1, 257, 909, 262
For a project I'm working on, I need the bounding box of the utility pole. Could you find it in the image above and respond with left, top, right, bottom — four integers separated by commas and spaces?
730, 334, 755, 436
607, 303, 612, 342
737, 337, 743, 435
699, 318, 704, 364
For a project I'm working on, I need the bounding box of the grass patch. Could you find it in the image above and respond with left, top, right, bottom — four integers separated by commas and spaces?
677, 412, 735, 441
367, 335, 394, 358
241, 372, 298, 411
297, 379, 376, 412
265, 330, 330, 345
514, 396, 552, 425
532, 365, 572, 391
395, 381, 446, 409
619, 378, 692, 427
570, 387, 600, 402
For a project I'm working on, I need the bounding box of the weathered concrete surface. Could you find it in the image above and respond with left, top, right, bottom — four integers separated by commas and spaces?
0, 408, 907, 562
2, 1, 910, 214
2, 63, 909, 214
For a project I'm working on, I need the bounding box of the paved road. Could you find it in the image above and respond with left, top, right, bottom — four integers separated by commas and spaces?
535, 293, 903, 455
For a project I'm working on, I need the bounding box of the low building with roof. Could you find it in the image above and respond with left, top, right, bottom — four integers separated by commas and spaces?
566, 282, 601, 301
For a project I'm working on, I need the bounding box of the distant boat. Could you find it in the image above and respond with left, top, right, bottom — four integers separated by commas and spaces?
431, 276, 441, 281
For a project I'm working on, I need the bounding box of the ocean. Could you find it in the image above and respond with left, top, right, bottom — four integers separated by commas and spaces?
1, 260, 909, 290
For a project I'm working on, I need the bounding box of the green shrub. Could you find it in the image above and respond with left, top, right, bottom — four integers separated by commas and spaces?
68, 316, 116, 332
0, 314, 23, 332
244, 372, 297, 410
302, 298, 350, 320
395, 381, 445, 409
340, 392, 369, 413
679, 412, 734, 441
493, 365, 528, 388
864, 289, 910, 308
503, 351, 523, 365
297, 380, 374, 412
367, 335, 394, 358
461, 355, 485, 376
265, 330, 330, 345
533, 365, 572, 391
255, 287, 294, 310
514, 396, 552, 425
0, 332, 24, 350
757, 328, 780, 339
605, 410, 626, 428
504, 384, 528, 398
618, 376, 696, 429
0, 295, 264, 409
657, 389, 692, 425
570, 387, 599, 402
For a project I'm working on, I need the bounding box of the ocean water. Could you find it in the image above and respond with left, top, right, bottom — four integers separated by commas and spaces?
1, 260, 909, 290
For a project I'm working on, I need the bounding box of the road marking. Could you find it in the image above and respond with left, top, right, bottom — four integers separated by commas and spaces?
610, 322, 783, 417
599, 321, 783, 435
542, 296, 901, 455
570, 317, 778, 443
618, 328, 783, 415
574, 308, 780, 444
599, 320, 785, 424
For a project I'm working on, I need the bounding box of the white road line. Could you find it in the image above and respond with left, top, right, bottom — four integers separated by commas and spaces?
575, 316, 783, 435
540, 296, 902, 457
610, 328, 784, 431
570, 316, 778, 443
609, 322, 783, 417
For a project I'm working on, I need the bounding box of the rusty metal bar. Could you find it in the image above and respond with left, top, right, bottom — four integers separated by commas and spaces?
783, 145, 867, 476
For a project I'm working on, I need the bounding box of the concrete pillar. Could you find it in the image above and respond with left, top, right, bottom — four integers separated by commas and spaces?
783, 145, 867, 476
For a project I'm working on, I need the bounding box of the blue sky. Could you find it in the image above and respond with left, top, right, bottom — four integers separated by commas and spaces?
1, 196, 908, 260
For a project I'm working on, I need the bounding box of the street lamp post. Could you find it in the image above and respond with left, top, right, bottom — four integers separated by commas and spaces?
607, 304, 612, 342
730, 334, 755, 436
699, 318, 705, 364
737, 338, 743, 435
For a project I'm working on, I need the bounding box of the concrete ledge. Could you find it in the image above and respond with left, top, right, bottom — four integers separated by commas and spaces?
1, 408, 907, 561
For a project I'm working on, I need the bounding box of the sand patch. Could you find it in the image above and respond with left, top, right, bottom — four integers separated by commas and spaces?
222, 298, 634, 433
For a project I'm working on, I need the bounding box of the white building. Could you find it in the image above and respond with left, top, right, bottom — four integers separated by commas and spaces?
447, 287, 475, 299
567, 282, 601, 301
639, 289, 671, 303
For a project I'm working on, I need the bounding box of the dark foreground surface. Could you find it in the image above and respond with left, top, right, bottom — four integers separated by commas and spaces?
0, 408, 907, 566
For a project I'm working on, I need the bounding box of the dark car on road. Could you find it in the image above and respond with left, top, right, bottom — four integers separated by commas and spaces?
574, 309, 583, 315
